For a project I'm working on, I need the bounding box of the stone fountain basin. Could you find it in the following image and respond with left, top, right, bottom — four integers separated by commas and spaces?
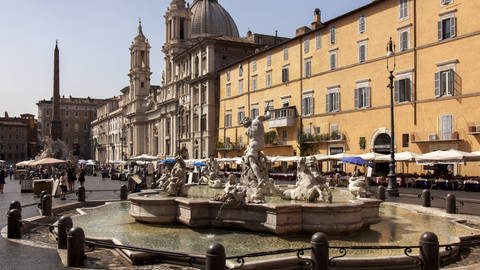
128, 189, 382, 236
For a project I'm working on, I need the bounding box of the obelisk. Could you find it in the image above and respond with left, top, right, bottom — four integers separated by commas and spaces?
50, 41, 62, 141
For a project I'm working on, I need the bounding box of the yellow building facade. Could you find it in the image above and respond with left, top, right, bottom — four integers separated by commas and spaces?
218, 0, 480, 176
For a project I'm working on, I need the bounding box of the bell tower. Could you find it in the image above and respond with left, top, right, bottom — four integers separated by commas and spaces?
128, 20, 151, 100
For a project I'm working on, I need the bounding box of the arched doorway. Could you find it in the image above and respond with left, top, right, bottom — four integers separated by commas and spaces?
373, 133, 391, 174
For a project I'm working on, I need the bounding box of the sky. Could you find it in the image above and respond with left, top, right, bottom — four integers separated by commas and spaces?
0, 0, 371, 118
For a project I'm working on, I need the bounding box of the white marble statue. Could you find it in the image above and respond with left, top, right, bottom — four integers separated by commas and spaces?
348, 176, 367, 198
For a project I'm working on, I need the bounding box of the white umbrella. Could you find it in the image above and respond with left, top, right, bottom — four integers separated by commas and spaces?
358, 152, 388, 161
268, 156, 301, 162
317, 153, 355, 161
86, 160, 96, 166
78, 159, 87, 164
130, 154, 158, 161
16, 160, 35, 166
375, 151, 420, 162
31, 157, 67, 166
110, 160, 127, 165
416, 149, 480, 164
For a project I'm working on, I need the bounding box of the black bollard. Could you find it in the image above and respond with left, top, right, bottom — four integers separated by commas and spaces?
42, 194, 52, 216
120, 185, 128, 200
7, 208, 22, 239
311, 232, 329, 270
77, 186, 85, 202
58, 216, 73, 249
67, 227, 85, 267
40, 190, 48, 199
9, 200, 22, 216
446, 194, 456, 214
206, 243, 226, 270
419, 232, 439, 270
377, 186, 386, 201
38, 192, 46, 210
422, 189, 431, 207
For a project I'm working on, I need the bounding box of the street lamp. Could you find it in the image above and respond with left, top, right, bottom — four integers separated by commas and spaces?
386, 37, 399, 197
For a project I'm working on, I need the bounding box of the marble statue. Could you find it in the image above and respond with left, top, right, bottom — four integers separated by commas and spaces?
160, 156, 187, 196
348, 176, 367, 198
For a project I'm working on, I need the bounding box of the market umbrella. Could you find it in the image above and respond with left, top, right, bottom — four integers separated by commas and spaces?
159, 158, 176, 164
340, 156, 367, 166
193, 161, 207, 167
375, 151, 420, 162
130, 154, 158, 161
31, 157, 67, 166
16, 160, 35, 167
416, 149, 480, 164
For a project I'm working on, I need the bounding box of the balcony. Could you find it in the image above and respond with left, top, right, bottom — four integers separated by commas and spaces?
467, 122, 480, 135
268, 106, 297, 128
411, 131, 461, 143
302, 132, 346, 144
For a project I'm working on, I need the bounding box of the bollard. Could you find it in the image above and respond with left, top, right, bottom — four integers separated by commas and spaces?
77, 186, 85, 202
67, 227, 85, 267
311, 232, 329, 270
206, 243, 226, 270
38, 192, 46, 210
446, 194, 456, 214
41, 194, 52, 216
422, 189, 431, 207
120, 185, 128, 200
7, 209, 22, 239
9, 200, 22, 216
58, 216, 73, 249
377, 186, 386, 201
419, 232, 439, 270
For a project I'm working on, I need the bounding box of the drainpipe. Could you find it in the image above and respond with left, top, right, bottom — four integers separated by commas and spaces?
413, 0, 418, 125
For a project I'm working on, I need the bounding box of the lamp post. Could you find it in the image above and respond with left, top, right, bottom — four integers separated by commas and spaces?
386, 37, 399, 197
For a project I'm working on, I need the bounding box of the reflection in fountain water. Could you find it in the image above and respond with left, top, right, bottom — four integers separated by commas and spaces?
73, 202, 477, 258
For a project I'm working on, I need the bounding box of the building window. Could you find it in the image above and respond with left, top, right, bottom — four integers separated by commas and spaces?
358, 15, 366, 34
252, 76, 258, 91
354, 86, 371, 109
394, 76, 412, 103
330, 26, 336, 44
303, 38, 310, 53
283, 47, 289, 61
358, 41, 367, 63
281, 96, 290, 108
441, 0, 452, 5
251, 105, 259, 119
282, 66, 289, 83
226, 71, 230, 81
304, 58, 312, 78
402, 133, 409, 147
265, 70, 272, 87
237, 108, 245, 125
226, 84, 231, 97
315, 32, 321, 49
252, 60, 257, 72
399, 0, 409, 20
238, 79, 244, 94
267, 54, 272, 67
302, 93, 314, 116
326, 88, 340, 113
329, 51, 337, 70
435, 69, 460, 97
438, 16, 456, 40
225, 111, 232, 128
264, 100, 273, 113
399, 28, 410, 51
282, 130, 288, 141
438, 114, 453, 140
238, 65, 243, 77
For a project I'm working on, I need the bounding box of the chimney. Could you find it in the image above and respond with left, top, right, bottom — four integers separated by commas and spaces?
311, 8, 322, 30
296, 26, 311, 37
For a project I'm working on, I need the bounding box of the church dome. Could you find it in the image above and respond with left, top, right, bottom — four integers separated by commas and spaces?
190, 0, 239, 38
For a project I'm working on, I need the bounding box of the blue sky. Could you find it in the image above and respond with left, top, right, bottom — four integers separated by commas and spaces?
0, 0, 371, 117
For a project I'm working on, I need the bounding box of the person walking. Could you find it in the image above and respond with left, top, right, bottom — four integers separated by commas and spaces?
59, 170, 67, 200
78, 168, 86, 187
0, 168, 5, 193
67, 167, 76, 192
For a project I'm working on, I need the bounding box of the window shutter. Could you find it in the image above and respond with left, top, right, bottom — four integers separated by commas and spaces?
336, 92, 341, 112
366, 87, 371, 108
406, 78, 412, 102
394, 80, 400, 103
438, 21, 443, 40
310, 97, 314, 115
301, 98, 306, 116
434, 72, 441, 97
326, 94, 330, 112
448, 70, 455, 95
354, 88, 359, 109
454, 71, 462, 96
451, 17, 456, 38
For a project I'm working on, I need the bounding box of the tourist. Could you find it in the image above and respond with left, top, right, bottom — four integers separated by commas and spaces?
8, 165, 14, 180
67, 167, 76, 192
78, 168, 86, 187
0, 167, 5, 193
59, 170, 67, 200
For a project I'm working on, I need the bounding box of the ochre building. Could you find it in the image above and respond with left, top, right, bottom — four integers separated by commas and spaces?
218, 0, 480, 176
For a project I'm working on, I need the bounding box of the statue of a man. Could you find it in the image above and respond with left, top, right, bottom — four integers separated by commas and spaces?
242, 111, 271, 184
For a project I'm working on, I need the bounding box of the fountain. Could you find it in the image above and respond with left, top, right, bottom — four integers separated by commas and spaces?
129, 112, 382, 235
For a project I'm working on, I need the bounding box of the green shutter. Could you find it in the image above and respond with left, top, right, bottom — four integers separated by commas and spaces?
434, 72, 441, 97
438, 21, 443, 40
354, 88, 359, 109
394, 80, 400, 103
366, 87, 371, 108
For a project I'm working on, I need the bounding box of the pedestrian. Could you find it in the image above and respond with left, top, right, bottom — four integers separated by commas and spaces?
78, 168, 86, 187
0, 168, 5, 193
67, 167, 76, 192
8, 165, 14, 180
59, 170, 67, 200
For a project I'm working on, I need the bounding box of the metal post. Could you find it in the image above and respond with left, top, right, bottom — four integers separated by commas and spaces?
77, 186, 85, 202
422, 189, 431, 207
7, 208, 22, 239
58, 216, 73, 249
67, 227, 85, 267
419, 232, 439, 270
377, 186, 386, 201
311, 232, 329, 270
42, 194, 52, 216
9, 200, 22, 215
206, 243, 226, 270
446, 194, 456, 214
120, 184, 128, 200
386, 37, 399, 197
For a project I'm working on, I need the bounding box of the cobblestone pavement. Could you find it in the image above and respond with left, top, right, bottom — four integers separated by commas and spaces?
2, 176, 480, 269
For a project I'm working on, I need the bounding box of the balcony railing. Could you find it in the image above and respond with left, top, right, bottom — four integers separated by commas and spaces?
411, 131, 461, 143
268, 106, 297, 128
467, 122, 480, 135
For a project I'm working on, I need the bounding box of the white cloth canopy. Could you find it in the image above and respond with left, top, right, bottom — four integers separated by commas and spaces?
268, 156, 301, 162
16, 160, 35, 166
317, 153, 355, 161
31, 157, 67, 166
358, 152, 388, 161
416, 149, 480, 164
375, 151, 420, 162
130, 154, 158, 161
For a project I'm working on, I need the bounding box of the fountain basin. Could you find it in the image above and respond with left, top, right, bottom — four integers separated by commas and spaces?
129, 189, 382, 235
